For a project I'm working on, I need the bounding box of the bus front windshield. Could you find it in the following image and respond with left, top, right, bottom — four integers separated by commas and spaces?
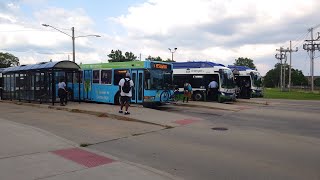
145, 69, 173, 90
251, 72, 262, 87
220, 69, 236, 89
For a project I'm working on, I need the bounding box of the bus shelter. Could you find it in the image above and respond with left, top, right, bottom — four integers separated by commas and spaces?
1, 60, 81, 105
0, 68, 4, 100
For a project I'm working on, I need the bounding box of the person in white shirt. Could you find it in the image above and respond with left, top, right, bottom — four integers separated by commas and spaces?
118, 72, 134, 115
58, 78, 67, 106
208, 78, 218, 101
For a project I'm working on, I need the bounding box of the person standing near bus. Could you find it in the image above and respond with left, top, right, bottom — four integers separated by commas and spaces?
183, 82, 192, 103
118, 72, 134, 115
58, 78, 67, 106
208, 78, 218, 101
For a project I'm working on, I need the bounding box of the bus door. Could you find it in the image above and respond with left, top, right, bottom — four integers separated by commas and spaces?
83, 70, 92, 100
131, 70, 144, 104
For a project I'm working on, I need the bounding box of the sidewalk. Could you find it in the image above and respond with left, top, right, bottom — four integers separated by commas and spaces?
0, 118, 182, 180
0, 99, 256, 128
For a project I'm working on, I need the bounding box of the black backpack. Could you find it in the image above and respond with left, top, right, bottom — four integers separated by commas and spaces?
122, 78, 131, 93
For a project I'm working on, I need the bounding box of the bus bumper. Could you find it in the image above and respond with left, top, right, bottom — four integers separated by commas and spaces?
219, 92, 236, 102
251, 90, 263, 97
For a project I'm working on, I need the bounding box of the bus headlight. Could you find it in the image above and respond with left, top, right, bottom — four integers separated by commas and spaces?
221, 92, 225, 96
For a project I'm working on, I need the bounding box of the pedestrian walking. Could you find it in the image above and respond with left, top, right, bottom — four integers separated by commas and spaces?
183, 82, 192, 103
58, 78, 67, 106
118, 72, 134, 115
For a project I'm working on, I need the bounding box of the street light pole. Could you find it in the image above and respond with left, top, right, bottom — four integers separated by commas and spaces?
168, 48, 177, 61
42, 24, 100, 63
72, 27, 75, 62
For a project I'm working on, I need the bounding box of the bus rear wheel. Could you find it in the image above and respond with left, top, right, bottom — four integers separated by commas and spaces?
193, 92, 203, 101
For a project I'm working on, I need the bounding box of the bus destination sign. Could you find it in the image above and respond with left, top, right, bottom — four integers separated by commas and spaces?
151, 63, 171, 70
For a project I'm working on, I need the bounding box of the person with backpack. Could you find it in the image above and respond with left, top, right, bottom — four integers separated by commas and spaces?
118, 72, 134, 115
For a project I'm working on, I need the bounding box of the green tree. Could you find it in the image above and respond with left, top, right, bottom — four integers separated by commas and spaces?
124, 52, 137, 61
0, 52, 20, 68
314, 78, 320, 87
291, 69, 308, 86
263, 68, 278, 88
108, 50, 137, 62
146, 56, 163, 61
263, 63, 308, 87
164, 58, 175, 62
234, 57, 256, 70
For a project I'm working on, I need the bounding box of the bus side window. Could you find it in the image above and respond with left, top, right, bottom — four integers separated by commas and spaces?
173, 75, 186, 88
113, 69, 128, 85
93, 70, 100, 84
101, 70, 112, 85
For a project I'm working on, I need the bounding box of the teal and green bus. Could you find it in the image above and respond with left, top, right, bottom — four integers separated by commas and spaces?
72, 61, 173, 107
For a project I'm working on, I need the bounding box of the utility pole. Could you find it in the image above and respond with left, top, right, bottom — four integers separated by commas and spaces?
281, 41, 299, 91
284, 53, 287, 89
288, 41, 298, 91
303, 26, 320, 92
275, 47, 286, 91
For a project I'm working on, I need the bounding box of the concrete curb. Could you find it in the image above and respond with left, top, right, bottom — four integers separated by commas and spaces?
48, 105, 174, 128
0, 100, 173, 128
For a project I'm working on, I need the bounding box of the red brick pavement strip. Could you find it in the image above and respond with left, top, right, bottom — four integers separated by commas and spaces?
174, 119, 201, 125
52, 148, 115, 168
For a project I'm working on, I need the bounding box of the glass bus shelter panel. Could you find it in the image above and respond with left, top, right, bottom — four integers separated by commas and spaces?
2, 74, 9, 99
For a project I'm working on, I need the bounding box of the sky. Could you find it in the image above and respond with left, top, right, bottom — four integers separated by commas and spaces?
1, 0, 320, 76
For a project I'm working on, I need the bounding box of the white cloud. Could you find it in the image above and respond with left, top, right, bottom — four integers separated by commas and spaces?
1, 0, 320, 77
34, 7, 94, 31
110, 0, 320, 75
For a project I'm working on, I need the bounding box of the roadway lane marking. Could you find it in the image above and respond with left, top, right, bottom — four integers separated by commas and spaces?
52, 148, 115, 168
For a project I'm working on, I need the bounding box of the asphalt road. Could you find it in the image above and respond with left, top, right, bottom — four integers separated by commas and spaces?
1, 100, 320, 180
91, 100, 320, 180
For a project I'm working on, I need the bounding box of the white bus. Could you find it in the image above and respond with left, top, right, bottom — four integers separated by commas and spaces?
173, 62, 236, 103
228, 65, 263, 98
